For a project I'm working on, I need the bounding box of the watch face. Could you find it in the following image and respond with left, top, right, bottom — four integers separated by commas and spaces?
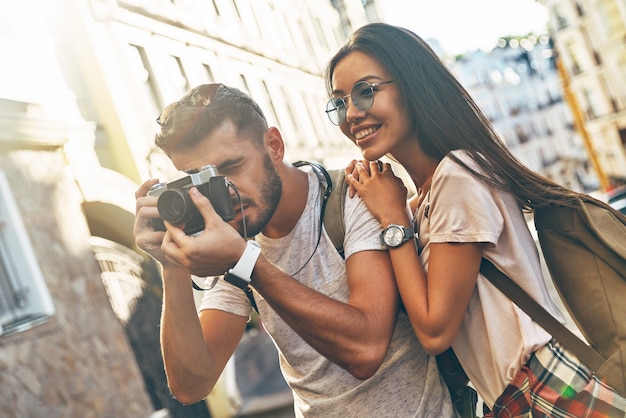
384, 226, 404, 247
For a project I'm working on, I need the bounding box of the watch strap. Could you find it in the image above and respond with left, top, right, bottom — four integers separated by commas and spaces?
403, 227, 415, 241
224, 240, 261, 289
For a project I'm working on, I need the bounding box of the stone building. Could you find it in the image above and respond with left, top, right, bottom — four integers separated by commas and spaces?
0, 0, 372, 417
0, 1, 159, 416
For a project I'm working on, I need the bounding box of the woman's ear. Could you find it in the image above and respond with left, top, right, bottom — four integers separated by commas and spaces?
263, 127, 285, 164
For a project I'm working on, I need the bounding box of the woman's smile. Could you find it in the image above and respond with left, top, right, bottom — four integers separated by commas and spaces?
354, 125, 380, 141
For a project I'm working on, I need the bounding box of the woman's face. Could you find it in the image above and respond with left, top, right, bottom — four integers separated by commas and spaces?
330, 51, 414, 161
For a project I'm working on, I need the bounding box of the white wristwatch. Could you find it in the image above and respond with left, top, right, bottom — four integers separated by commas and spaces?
224, 240, 262, 289
381, 224, 415, 248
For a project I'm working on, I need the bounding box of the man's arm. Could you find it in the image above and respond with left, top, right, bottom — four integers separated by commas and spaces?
134, 180, 247, 404
251, 249, 399, 380
160, 264, 247, 404
161, 186, 400, 380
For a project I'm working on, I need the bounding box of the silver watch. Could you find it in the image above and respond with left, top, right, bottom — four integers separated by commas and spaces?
381, 224, 415, 248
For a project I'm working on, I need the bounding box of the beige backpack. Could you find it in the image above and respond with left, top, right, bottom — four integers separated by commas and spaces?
481, 196, 626, 397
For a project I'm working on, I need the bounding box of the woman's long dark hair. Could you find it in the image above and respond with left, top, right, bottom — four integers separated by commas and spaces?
325, 23, 603, 211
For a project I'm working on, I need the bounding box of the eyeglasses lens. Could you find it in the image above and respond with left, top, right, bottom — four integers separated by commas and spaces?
325, 98, 345, 126
325, 81, 377, 126
352, 81, 375, 112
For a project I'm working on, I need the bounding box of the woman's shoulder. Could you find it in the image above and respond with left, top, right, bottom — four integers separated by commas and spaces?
435, 150, 481, 179
445, 149, 478, 166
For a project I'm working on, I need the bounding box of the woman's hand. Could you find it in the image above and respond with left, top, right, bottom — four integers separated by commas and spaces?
345, 159, 383, 198
346, 160, 409, 225
345, 159, 360, 199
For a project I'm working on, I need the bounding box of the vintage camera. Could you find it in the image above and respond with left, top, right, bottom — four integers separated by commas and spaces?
148, 165, 235, 235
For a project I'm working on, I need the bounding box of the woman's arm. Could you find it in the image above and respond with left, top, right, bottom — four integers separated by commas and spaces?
347, 160, 484, 354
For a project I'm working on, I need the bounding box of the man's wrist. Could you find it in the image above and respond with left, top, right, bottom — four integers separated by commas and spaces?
224, 240, 262, 289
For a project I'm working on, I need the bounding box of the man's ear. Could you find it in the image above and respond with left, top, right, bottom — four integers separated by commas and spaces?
263, 127, 285, 164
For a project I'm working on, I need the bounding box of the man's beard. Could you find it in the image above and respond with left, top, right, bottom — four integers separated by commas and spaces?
241, 155, 282, 237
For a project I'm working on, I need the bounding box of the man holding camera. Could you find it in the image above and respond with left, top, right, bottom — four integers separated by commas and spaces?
134, 84, 453, 417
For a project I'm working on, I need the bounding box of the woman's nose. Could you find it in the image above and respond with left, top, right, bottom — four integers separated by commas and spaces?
344, 96, 365, 123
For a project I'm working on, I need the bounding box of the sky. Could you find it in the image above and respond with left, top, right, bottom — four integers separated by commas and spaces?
380, 0, 550, 55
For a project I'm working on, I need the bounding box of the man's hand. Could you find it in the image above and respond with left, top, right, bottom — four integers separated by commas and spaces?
161, 186, 247, 277
134, 179, 169, 264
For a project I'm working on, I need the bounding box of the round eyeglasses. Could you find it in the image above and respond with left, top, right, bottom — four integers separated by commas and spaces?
325, 80, 395, 125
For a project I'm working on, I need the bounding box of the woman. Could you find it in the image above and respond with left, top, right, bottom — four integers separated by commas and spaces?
324, 22, 626, 416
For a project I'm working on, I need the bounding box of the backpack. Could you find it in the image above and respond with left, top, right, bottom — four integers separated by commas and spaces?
480, 196, 626, 397
320, 168, 347, 256
292, 160, 347, 256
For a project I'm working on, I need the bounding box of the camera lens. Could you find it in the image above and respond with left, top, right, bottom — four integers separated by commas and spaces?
157, 189, 196, 224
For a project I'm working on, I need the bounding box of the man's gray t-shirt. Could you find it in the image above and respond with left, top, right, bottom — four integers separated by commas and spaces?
199, 168, 454, 418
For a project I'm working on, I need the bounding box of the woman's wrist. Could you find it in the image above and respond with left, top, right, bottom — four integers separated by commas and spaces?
380, 211, 412, 228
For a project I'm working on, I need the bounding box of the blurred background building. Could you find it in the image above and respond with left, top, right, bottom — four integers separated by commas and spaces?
451, 36, 600, 192
538, 0, 626, 189
0, 1, 369, 417
0, 0, 624, 417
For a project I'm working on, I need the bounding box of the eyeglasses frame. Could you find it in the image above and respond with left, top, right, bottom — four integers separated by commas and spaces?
325, 80, 395, 125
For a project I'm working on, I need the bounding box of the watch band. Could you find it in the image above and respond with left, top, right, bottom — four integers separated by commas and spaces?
224, 240, 262, 289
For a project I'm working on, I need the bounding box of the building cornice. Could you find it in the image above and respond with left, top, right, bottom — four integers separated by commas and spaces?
0, 115, 95, 151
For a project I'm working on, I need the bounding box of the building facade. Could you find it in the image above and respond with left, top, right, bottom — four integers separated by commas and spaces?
451, 35, 599, 192
0, 2, 155, 416
539, 0, 626, 188
0, 0, 370, 416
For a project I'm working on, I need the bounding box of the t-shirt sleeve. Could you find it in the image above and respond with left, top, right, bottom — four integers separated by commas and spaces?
197, 275, 254, 317
428, 160, 503, 246
342, 190, 387, 260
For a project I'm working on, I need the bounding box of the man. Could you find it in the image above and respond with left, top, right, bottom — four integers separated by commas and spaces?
134, 84, 454, 417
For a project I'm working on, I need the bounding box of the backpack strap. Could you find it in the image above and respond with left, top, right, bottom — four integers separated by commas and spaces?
230, 161, 347, 314
293, 161, 346, 257
479, 258, 606, 372
324, 168, 346, 258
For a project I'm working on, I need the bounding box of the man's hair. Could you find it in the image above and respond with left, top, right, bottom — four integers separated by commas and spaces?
155, 83, 268, 154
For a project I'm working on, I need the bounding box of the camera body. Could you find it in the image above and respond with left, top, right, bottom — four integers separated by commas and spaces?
148, 165, 235, 235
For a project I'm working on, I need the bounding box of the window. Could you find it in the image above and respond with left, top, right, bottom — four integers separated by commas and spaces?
211, 0, 221, 16
515, 124, 531, 144
617, 54, 626, 109
582, 87, 601, 119
261, 80, 281, 127
203, 64, 215, 84
597, 0, 625, 40
166, 55, 191, 98
126, 44, 162, 119
565, 41, 583, 75
0, 171, 54, 336
90, 237, 145, 325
